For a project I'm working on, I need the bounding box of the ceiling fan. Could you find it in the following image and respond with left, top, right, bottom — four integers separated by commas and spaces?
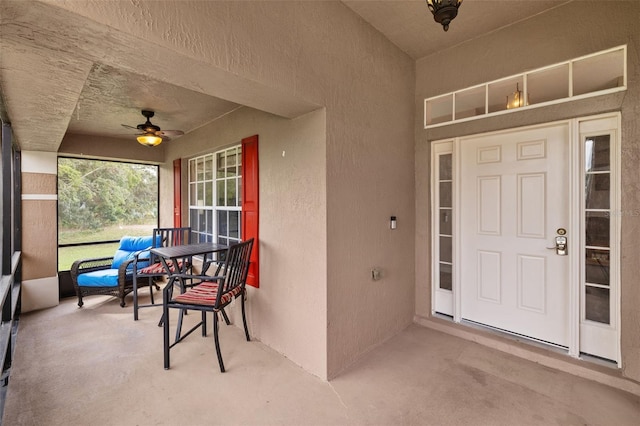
122, 110, 184, 147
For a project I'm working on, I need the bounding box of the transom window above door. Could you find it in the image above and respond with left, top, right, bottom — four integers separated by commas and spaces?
424, 45, 626, 128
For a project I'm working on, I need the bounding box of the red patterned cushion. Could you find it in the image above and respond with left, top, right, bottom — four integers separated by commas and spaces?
174, 281, 242, 307
138, 260, 184, 275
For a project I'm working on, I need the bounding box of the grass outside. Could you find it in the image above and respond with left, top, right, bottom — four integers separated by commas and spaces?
58, 223, 156, 271
59, 243, 120, 271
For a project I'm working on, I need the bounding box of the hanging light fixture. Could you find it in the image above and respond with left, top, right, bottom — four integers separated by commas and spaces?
124, 110, 183, 147
506, 83, 529, 109
426, 0, 463, 32
137, 132, 163, 147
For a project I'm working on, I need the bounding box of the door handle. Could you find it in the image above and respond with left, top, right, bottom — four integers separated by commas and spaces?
546, 236, 567, 255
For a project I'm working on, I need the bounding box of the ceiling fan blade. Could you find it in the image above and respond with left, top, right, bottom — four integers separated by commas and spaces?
121, 124, 138, 130
158, 130, 185, 137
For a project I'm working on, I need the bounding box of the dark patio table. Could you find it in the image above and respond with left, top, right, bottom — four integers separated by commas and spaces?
151, 242, 229, 264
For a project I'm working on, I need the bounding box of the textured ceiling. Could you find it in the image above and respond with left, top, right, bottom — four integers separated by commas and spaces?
343, 1, 570, 59
0, 0, 569, 153
68, 64, 241, 140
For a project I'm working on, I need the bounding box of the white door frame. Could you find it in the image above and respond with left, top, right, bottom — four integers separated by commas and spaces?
431, 114, 621, 364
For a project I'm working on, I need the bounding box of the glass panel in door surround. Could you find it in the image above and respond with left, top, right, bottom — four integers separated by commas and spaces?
426, 94, 453, 125
439, 154, 452, 180
585, 286, 610, 324
585, 135, 610, 172
439, 209, 452, 235
439, 263, 452, 291
439, 182, 452, 208
585, 249, 609, 286
585, 212, 610, 247
455, 86, 485, 120
585, 174, 610, 210
573, 49, 625, 96
488, 76, 524, 113
526, 63, 570, 105
440, 236, 452, 263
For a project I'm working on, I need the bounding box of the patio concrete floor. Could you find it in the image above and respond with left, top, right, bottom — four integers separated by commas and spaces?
3, 293, 639, 425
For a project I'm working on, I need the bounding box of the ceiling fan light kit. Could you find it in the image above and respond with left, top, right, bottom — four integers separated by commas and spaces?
426, 0, 463, 32
137, 133, 163, 147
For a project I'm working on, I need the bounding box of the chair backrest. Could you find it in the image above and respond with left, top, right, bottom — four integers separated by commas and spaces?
150, 227, 191, 261
216, 238, 254, 305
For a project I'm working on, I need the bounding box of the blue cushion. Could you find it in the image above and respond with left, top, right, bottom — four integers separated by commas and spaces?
113, 249, 135, 269
120, 235, 156, 252
77, 269, 121, 287
112, 236, 156, 269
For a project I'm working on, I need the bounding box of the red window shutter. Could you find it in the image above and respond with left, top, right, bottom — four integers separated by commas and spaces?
242, 135, 259, 287
173, 158, 182, 228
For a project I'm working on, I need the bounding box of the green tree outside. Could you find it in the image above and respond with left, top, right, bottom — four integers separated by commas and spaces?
58, 157, 158, 247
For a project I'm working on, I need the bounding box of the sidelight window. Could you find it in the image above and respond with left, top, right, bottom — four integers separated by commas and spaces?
432, 141, 455, 316
583, 135, 612, 324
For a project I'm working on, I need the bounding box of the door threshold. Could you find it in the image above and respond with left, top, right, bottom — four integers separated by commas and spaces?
433, 313, 618, 370
417, 314, 640, 396
460, 318, 569, 353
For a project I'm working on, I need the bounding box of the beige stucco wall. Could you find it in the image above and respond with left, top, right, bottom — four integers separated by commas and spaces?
160, 106, 328, 378
59, 134, 165, 164
21, 151, 59, 312
47, 1, 415, 379
415, 2, 640, 381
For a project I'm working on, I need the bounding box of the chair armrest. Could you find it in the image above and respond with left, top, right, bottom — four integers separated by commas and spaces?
70, 256, 115, 285
132, 248, 152, 268
71, 256, 114, 274
119, 257, 145, 276
201, 259, 224, 275
117, 258, 136, 287
162, 273, 224, 299
133, 247, 152, 259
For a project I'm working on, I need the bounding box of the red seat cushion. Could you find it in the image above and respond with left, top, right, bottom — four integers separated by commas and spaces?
137, 260, 184, 275
174, 281, 243, 307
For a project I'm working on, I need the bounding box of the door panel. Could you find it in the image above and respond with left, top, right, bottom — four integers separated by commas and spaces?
460, 124, 570, 346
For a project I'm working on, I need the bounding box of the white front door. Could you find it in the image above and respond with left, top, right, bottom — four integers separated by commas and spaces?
459, 123, 571, 347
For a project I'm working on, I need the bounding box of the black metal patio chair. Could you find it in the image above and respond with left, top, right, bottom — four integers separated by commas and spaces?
162, 238, 254, 372
132, 227, 192, 320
